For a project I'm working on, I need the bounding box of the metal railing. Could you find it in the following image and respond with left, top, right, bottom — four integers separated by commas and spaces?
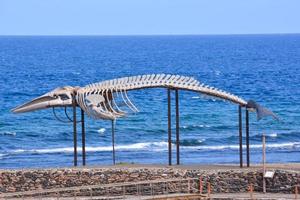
0, 178, 206, 199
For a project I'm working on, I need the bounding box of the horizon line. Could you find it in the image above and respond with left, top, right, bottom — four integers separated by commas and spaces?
0, 33, 300, 37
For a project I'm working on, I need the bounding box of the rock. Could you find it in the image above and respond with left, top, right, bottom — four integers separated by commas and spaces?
0, 167, 299, 196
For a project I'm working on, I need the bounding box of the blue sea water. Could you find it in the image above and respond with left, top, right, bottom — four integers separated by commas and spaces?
0, 35, 300, 169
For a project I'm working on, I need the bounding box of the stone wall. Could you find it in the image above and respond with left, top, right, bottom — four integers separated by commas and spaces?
0, 166, 299, 195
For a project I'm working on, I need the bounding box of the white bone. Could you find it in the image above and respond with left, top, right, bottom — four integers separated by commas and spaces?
74, 74, 247, 120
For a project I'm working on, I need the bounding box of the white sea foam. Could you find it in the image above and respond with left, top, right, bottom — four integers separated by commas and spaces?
194, 124, 210, 128
182, 124, 210, 129
97, 128, 106, 134
192, 95, 219, 102
269, 133, 278, 138
10, 142, 169, 154
182, 142, 300, 150
214, 70, 221, 76
197, 139, 206, 143
7, 141, 300, 155
0, 131, 16, 136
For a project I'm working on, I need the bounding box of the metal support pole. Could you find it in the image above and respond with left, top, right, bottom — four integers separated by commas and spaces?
167, 88, 172, 166
239, 105, 243, 168
81, 109, 86, 166
246, 109, 250, 167
72, 97, 78, 167
175, 89, 180, 165
262, 134, 266, 193
112, 120, 116, 165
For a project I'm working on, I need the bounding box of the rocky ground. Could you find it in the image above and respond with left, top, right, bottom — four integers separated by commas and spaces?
0, 164, 299, 198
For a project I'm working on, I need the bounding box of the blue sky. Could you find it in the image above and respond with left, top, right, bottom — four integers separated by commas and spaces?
0, 0, 299, 35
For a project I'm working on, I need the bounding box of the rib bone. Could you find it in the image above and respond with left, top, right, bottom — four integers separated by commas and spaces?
75, 74, 247, 120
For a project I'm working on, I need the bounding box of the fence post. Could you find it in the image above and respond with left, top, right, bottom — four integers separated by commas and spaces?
136, 184, 138, 196
248, 183, 254, 199
199, 176, 203, 194
89, 188, 93, 198
295, 185, 298, 200
123, 185, 126, 197
74, 191, 77, 200
207, 182, 211, 198
166, 181, 169, 194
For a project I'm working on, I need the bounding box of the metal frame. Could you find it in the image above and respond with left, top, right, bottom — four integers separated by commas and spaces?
246, 109, 250, 167
112, 120, 116, 165
68, 89, 250, 167
166, 89, 181, 166
81, 109, 86, 166
238, 105, 243, 168
175, 89, 180, 165
168, 89, 172, 166
72, 96, 78, 167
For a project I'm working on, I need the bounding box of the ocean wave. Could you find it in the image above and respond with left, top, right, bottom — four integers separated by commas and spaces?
219, 132, 300, 143
252, 133, 278, 139
214, 70, 221, 76
251, 132, 300, 141
191, 96, 217, 102
189, 142, 300, 151
177, 139, 206, 146
268, 133, 278, 138
97, 128, 106, 134
0, 131, 16, 136
5, 141, 300, 156
181, 124, 211, 129
9, 142, 169, 154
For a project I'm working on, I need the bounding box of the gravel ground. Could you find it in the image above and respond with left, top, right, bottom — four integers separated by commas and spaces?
2, 163, 300, 172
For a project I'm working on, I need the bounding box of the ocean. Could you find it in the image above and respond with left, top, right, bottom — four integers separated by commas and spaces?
0, 35, 299, 169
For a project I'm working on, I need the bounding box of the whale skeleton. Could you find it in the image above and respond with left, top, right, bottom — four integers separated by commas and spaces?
12, 74, 277, 121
